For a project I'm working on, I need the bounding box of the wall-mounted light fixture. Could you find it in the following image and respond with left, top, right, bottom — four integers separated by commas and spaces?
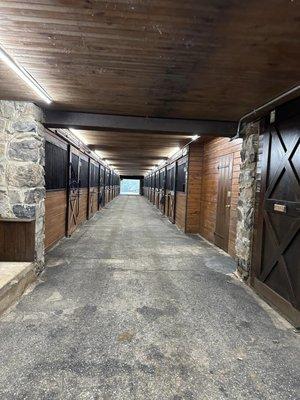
0, 44, 52, 104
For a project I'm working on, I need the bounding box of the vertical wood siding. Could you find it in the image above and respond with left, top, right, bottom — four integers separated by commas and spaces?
186, 142, 203, 234
175, 192, 186, 231
45, 190, 67, 250
198, 137, 242, 257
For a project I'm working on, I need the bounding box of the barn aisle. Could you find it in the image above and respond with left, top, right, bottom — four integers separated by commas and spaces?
0, 196, 299, 400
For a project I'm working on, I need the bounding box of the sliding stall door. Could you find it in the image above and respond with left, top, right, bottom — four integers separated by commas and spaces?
68, 148, 80, 236
166, 163, 176, 223
252, 110, 300, 327
44, 134, 68, 250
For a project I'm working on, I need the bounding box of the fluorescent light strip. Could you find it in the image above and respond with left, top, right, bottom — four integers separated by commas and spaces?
0, 44, 52, 104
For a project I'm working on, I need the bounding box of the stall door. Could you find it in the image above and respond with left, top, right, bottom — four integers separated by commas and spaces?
88, 161, 99, 219
159, 168, 166, 213
214, 155, 233, 252
68, 151, 80, 235
166, 164, 176, 223
99, 166, 105, 208
253, 112, 300, 327
44, 135, 68, 250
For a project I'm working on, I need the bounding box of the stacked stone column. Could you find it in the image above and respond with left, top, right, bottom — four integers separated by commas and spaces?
235, 122, 260, 280
0, 101, 45, 271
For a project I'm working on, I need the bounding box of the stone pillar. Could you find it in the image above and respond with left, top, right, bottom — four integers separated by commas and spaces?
0, 101, 45, 271
235, 122, 260, 280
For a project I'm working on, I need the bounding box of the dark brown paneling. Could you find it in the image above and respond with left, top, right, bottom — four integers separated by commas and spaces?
214, 155, 233, 252
252, 113, 300, 327
0, 219, 35, 262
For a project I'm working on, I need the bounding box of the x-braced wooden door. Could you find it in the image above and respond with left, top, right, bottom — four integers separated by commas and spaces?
214, 155, 233, 252
253, 111, 300, 327
68, 151, 80, 236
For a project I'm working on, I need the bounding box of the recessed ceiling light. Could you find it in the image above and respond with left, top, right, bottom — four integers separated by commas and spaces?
0, 44, 52, 104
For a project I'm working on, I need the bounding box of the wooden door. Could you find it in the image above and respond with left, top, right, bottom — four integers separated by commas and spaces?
253, 112, 300, 327
88, 161, 99, 218
44, 134, 68, 250
68, 151, 80, 236
99, 165, 105, 208
166, 163, 176, 223
214, 155, 233, 251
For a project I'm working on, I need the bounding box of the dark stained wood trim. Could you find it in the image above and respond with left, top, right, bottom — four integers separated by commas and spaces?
251, 121, 270, 283
253, 278, 300, 328
45, 130, 68, 151
44, 110, 237, 137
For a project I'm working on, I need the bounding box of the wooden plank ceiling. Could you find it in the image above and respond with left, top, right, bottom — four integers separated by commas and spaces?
0, 1, 299, 174
0, 1, 299, 120
71, 129, 190, 175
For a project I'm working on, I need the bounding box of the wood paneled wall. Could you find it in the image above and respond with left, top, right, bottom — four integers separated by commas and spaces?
89, 187, 99, 218
144, 137, 242, 258
186, 142, 203, 234
198, 137, 242, 257
45, 190, 67, 250
0, 219, 35, 262
78, 189, 89, 224
175, 192, 186, 231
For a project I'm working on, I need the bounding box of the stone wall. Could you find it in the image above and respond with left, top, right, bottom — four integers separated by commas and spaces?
235, 122, 260, 279
0, 101, 45, 271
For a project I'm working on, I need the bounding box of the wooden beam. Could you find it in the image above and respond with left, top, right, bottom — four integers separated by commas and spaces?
44, 110, 237, 137
103, 156, 168, 161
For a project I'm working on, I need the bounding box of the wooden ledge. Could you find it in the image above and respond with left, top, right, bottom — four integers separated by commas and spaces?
0, 218, 35, 223
0, 262, 36, 316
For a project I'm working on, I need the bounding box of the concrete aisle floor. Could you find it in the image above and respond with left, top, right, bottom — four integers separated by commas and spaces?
0, 196, 299, 400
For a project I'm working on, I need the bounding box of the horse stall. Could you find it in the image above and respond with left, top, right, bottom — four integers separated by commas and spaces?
88, 159, 100, 219
99, 165, 105, 208
154, 171, 160, 207
114, 173, 120, 197
158, 167, 166, 213
144, 176, 149, 199
110, 171, 114, 200
149, 173, 154, 203
67, 148, 89, 234
77, 154, 89, 225
44, 129, 119, 251
112, 171, 119, 199
174, 155, 188, 231
44, 132, 68, 250
165, 162, 176, 223
105, 168, 111, 204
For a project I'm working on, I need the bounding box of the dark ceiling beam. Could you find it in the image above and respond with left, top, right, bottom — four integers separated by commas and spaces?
103, 156, 168, 161
44, 110, 237, 137
109, 163, 155, 167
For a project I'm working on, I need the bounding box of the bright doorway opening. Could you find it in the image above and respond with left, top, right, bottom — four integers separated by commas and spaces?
120, 179, 140, 195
